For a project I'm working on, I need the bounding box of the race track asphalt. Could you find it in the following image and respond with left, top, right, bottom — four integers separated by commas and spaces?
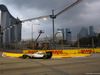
0, 52, 100, 75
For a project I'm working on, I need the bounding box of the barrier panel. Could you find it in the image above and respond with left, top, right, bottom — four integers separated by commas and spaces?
23, 50, 79, 55
2, 48, 100, 58
2, 52, 90, 58
94, 48, 100, 53
79, 49, 94, 53
47, 50, 63, 54
2, 52, 23, 57
23, 50, 63, 56
23, 48, 100, 55
63, 49, 79, 54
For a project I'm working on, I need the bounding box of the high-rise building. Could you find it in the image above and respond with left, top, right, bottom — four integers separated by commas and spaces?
89, 26, 94, 36
56, 30, 63, 40
57, 28, 72, 42
57, 28, 64, 39
77, 27, 88, 38
66, 28, 72, 42
89, 26, 96, 37
0, 4, 22, 44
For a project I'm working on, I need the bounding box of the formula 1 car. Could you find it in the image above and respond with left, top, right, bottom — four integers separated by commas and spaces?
22, 51, 52, 59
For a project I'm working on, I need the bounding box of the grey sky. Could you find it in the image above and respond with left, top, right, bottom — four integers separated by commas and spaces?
1, 0, 100, 40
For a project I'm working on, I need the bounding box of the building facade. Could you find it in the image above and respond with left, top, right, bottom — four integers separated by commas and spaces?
89, 26, 97, 37
56, 30, 63, 40
66, 28, 72, 42
0, 4, 22, 44
57, 28, 64, 39
77, 27, 88, 38
57, 28, 72, 42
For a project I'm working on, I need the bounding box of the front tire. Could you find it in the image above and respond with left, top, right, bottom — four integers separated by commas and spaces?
43, 55, 47, 59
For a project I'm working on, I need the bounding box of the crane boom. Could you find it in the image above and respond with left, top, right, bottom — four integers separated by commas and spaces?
55, 0, 83, 17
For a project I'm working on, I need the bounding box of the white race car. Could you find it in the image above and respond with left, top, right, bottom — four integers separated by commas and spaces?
22, 51, 52, 59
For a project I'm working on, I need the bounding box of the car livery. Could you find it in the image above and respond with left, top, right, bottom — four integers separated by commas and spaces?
22, 51, 52, 59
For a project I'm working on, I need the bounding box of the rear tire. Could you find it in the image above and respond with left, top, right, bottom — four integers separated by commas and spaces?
29, 56, 32, 59
46, 52, 52, 59
22, 55, 27, 59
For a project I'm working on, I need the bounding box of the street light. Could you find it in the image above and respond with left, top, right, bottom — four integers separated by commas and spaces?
43, 17, 47, 20
31, 24, 34, 50
51, 10, 56, 49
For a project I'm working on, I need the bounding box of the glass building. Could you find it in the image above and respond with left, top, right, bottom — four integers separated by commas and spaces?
66, 28, 72, 42
57, 28, 72, 42
89, 26, 96, 37
0, 4, 22, 44
78, 27, 88, 38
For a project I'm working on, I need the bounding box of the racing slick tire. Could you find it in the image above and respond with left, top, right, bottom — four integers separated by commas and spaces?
22, 55, 27, 59
29, 56, 32, 59
46, 52, 52, 59
43, 55, 47, 59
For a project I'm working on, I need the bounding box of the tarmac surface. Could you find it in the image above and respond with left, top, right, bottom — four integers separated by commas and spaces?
0, 52, 100, 75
